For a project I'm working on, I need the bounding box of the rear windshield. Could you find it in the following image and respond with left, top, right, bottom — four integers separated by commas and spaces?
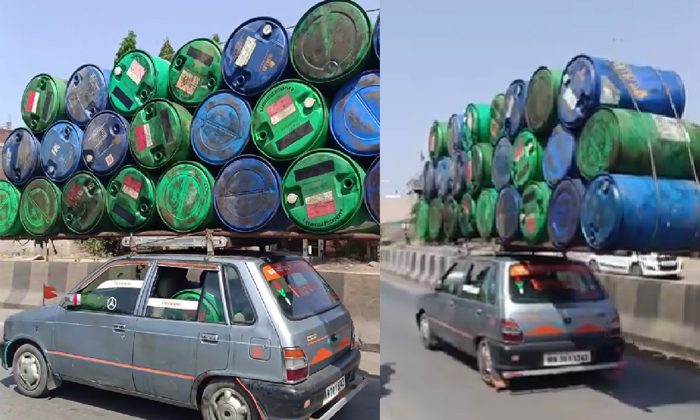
508, 262, 606, 304
260, 259, 340, 320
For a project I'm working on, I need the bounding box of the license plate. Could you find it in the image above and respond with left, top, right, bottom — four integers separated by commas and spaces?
661, 261, 676, 266
543, 351, 591, 366
323, 376, 346, 406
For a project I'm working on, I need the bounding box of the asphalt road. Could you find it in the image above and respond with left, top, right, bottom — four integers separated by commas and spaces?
380, 273, 700, 420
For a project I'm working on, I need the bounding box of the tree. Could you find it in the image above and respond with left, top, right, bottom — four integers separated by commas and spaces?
158, 37, 175, 62
212, 34, 221, 44
114, 30, 137, 66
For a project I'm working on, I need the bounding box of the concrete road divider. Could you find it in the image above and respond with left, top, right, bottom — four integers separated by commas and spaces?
382, 246, 700, 357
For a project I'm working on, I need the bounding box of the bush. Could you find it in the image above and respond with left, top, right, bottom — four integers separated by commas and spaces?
77, 238, 123, 257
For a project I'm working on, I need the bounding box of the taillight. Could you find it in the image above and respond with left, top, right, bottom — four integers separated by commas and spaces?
283, 347, 309, 383
501, 319, 524, 344
606, 315, 621, 337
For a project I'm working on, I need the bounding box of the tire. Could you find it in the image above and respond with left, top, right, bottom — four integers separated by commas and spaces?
419, 313, 439, 350
630, 264, 643, 277
200, 378, 262, 420
12, 343, 50, 398
588, 260, 600, 273
477, 339, 494, 387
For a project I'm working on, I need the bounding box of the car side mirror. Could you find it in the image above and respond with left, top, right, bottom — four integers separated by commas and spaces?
63, 293, 82, 308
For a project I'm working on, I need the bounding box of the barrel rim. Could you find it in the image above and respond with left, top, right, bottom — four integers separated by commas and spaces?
105, 165, 156, 230
129, 99, 189, 169
65, 64, 111, 126
60, 171, 107, 234
168, 38, 223, 105
519, 181, 551, 242
156, 161, 215, 233
2, 128, 41, 187
547, 178, 584, 247
580, 173, 622, 249
364, 157, 380, 224
109, 49, 163, 115
22, 74, 65, 133
41, 120, 84, 183
82, 110, 130, 176
557, 54, 598, 129
329, 70, 380, 157
504, 79, 528, 139
492, 137, 513, 190
576, 108, 620, 180
496, 185, 521, 241
19, 176, 62, 236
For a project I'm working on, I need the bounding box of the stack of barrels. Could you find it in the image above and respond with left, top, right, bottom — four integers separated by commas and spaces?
0, 0, 381, 238
418, 54, 700, 252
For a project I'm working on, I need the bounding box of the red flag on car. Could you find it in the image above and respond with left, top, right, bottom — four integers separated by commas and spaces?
43, 285, 57, 300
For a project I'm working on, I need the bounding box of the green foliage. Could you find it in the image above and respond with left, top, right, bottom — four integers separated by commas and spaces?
212, 33, 221, 44
114, 30, 137, 66
78, 239, 122, 258
158, 37, 175, 62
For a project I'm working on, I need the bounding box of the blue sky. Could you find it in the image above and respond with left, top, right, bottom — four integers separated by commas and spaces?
380, 0, 700, 195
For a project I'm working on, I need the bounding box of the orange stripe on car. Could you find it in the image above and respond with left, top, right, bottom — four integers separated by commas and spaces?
46, 350, 195, 379
428, 316, 473, 338
526, 325, 565, 336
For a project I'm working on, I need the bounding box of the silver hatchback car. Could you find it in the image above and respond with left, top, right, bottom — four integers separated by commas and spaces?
1, 252, 366, 420
416, 253, 625, 389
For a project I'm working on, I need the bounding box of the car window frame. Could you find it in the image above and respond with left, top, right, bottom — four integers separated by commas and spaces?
462, 260, 496, 302
439, 260, 471, 297
222, 263, 257, 326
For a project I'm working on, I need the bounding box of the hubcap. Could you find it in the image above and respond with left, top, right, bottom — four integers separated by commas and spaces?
420, 317, 430, 341
16, 352, 40, 390
480, 343, 492, 375
207, 388, 251, 420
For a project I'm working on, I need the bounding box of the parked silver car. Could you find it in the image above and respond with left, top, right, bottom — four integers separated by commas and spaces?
416, 253, 625, 389
1, 253, 366, 420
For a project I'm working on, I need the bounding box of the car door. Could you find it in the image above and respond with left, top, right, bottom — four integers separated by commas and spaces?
471, 261, 499, 351
431, 260, 470, 347
132, 261, 232, 403
452, 261, 497, 355
50, 259, 152, 391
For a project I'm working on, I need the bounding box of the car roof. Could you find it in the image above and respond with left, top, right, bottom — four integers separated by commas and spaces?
461, 252, 581, 265
110, 250, 304, 265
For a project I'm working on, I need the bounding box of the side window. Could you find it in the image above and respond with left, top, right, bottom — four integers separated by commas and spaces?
225, 265, 256, 324
144, 264, 227, 324
441, 261, 470, 296
463, 262, 494, 301
478, 264, 498, 305
77, 262, 150, 315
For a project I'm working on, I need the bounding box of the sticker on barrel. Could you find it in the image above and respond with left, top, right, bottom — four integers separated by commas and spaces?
525, 214, 536, 233
176, 70, 201, 96
87, 124, 108, 148
652, 115, 689, 142
122, 175, 142, 201
235, 37, 257, 67
127, 60, 146, 86
305, 191, 336, 219
134, 123, 153, 151
465, 160, 472, 182
267, 94, 296, 125
26, 91, 41, 114
65, 183, 83, 207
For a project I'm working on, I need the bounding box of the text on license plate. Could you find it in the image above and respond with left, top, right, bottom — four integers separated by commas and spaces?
543, 351, 591, 366
323, 376, 346, 406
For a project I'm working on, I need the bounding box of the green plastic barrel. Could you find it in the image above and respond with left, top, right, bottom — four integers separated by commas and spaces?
110, 50, 171, 116
443, 196, 460, 241
156, 161, 216, 233
464, 103, 490, 145
415, 199, 430, 241
525, 67, 563, 136
519, 181, 552, 243
19, 177, 62, 236
459, 193, 477, 238
251, 80, 328, 161
21, 74, 67, 133
427, 198, 444, 241
468, 143, 494, 192
282, 149, 375, 234
476, 188, 498, 239
429, 121, 449, 162
0, 181, 23, 236
165, 289, 224, 323
577, 108, 700, 180
291, 0, 372, 86
129, 99, 193, 169
106, 166, 158, 231
168, 38, 223, 107
489, 94, 506, 144
511, 130, 544, 190
61, 172, 108, 234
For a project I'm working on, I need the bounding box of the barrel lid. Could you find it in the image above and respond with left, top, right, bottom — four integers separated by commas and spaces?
443, 196, 458, 239
543, 125, 577, 187
65, 65, 110, 126
465, 104, 487, 145
447, 113, 464, 154
365, 158, 379, 224
547, 178, 585, 247
282, 149, 364, 233
83, 111, 130, 176
373, 15, 380, 59
330, 71, 380, 157
503, 80, 528, 139
492, 137, 513, 190
156, 162, 214, 233
20, 177, 61, 236
0, 181, 21, 236
191, 91, 252, 165
471, 143, 493, 190
428, 198, 444, 240
169, 38, 223, 106
291, 0, 372, 84
106, 166, 156, 230
558, 55, 597, 129
222, 17, 290, 97
459, 193, 476, 237
476, 189, 498, 238
525, 66, 560, 133
110, 50, 160, 115
449, 152, 466, 197
130, 99, 189, 169
519, 182, 552, 242
489, 93, 505, 143
435, 157, 450, 198
214, 156, 282, 232
580, 174, 622, 249
61, 172, 106, 233
2, 128, 41, 187
21, 74, 65, 133
252, 80, 327, 161
422, 160, 435, 199
416, 199, 430, 239
41, 121, 84, 183
511, 131, 543, 189
576, 109, 620, 180
496, 185, 521, 241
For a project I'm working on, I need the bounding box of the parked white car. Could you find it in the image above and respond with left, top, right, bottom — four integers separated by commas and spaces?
568, 251, 683, 279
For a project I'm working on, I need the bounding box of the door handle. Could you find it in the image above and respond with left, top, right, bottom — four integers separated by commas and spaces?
113, 324, 126, 333
201, 333, 219, 344
475, 309, 483, 316
449, 300, 455, 306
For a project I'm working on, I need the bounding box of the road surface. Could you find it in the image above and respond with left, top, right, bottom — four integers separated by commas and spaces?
380, 273, 700, 420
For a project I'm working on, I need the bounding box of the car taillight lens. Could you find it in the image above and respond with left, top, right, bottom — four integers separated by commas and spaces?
606, 315, 621, 337
283, 347, 309, 383
501, 319, 524, 344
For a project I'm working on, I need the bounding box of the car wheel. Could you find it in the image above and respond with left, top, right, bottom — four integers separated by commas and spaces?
588, 260, 600, 273
200, 379, 261, 420
630, 264, 643, 277
12, 343, 50, 398
477, 339, 495, 387
419, 313, 439, 350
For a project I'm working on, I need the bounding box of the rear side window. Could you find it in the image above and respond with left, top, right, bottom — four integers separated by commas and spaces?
261, 259, 340, 320
508, 263, 605, 304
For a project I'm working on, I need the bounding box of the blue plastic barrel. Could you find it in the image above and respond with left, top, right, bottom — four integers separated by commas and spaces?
491, 137, 512, 190
580, 174, 700, 251
222, 17, 290, 97
557, 55, 686, 129
547, 178, 586, 248
449, 151, 466, 197
214, 155, 290, 232
543, 125, 579, 188
330, 71, 380, 157
373, 17, 380, 60
435, 157, 451, 198
365, 157, 379, 224
40, 121, 85, 183
422, 160, 435, 200
191, 90, 252, 166
1, 128, 42, 186
496, 185, 521, 242
503, 79, 528, 139
447, 113, 464, 154
65, 64, 111, 127
82, 111, 131, 177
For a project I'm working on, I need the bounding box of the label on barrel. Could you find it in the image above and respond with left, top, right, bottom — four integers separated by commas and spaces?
600, 77, 621, 105
267, 94, 297, 125
467, 111, 473, 131
105, 154, 115, 167
66, 183, 83, 207
652, 115, 689, 142
51, 143, 60, 156
514, 142, 524, 161
175, 70, 201, 96
87, 123, 107, 148
235, 36, 257, 67
465, 161, 472, 182
525, 214, 536, 233
122, 175, 142, 201
135, 124, 153, 151
429, 133, 435, 151
127, 60, 146, 86
25, 91, 41, 113
305, 190, 336, 219
505, 95, 514, 118
561, 87, 577, 111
